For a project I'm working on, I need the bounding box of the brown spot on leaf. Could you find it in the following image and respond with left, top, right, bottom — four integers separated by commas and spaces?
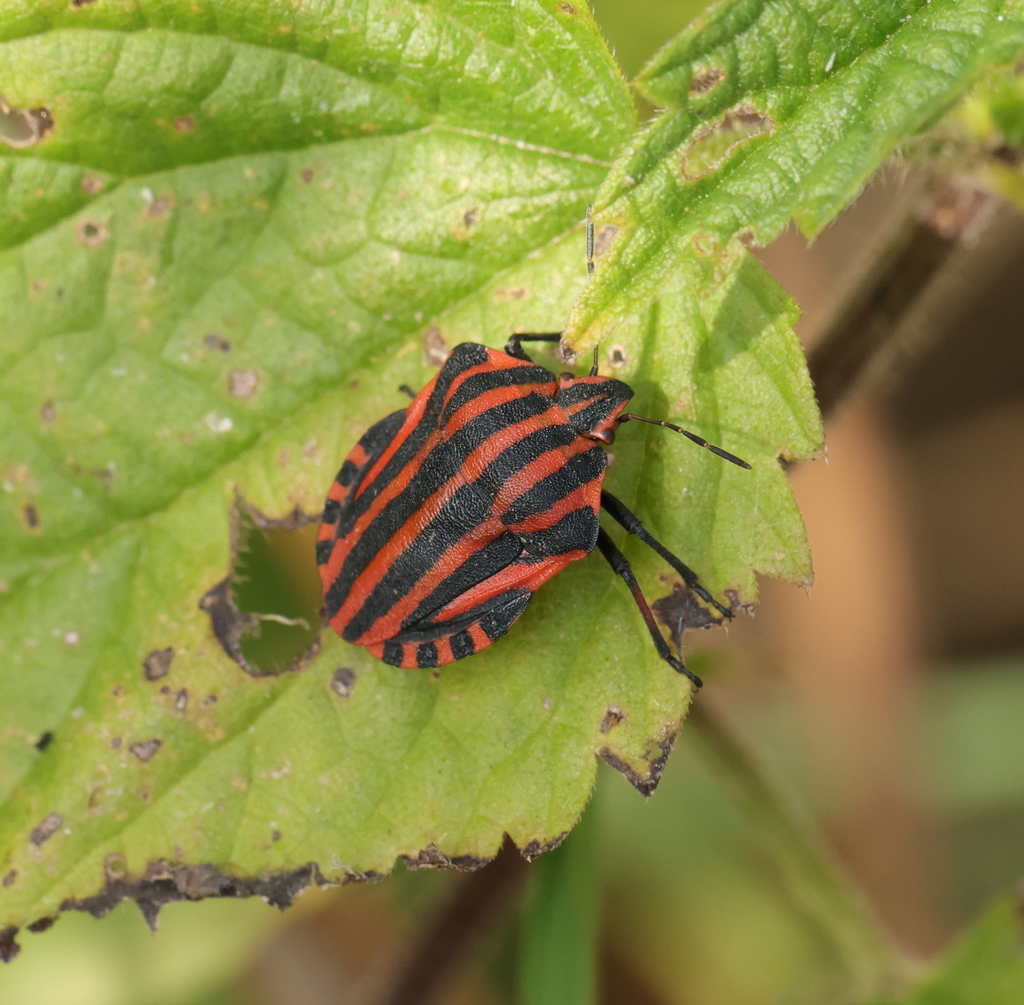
40, 400, 55, 423
35, 731, 54, 751
173, 115, 195, 134
681, 103, 775, 181
521, 832, 568, 862
147, 194, 174, 218
301, 168, 315, 183
21, 502, 40, 530
62, 861, 327, 931
330, 666, 357, 699
1, 871, 15, 887
174, 689, 188, 715
128, 738, 162, 762
690, 66, 725, 95
737, 227, 759, 249
110, 736, 122, 749
227, 368, 258, 399
423, 327, 449, 367
552, 341, 576, 367
71, 0, 97, 7
76, 219, 108, 247
493, 286, 527, 302
401, 844, 491, 872
594, 224, 618, 258
26, 916, 56, 933
203, 332, 231, 352
652, 582, 722, 645
559, 1, 576, 11
30, 812, 63, 846
142, 647, 174, 681
80, 173, 103, 194
199, 577, 259, 672
463, 207, 478, 227
0, 926, 19, 963
271, 830, 282, 842
600, 705, 625, 734
0, 95, 53, 149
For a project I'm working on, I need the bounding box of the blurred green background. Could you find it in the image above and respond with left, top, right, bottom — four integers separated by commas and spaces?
6, 1, 1024, 1003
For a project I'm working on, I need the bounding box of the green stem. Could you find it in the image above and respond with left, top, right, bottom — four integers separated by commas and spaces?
517, 792, 601, 1005
687, 700, 911, 1002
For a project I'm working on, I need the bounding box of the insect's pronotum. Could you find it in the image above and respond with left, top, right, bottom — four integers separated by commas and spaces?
316, 333, 749, 686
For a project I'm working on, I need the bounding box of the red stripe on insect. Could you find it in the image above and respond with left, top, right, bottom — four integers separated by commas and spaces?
354, 389, 430, 500
441, 378, 557, 436
344, 516, 507, 645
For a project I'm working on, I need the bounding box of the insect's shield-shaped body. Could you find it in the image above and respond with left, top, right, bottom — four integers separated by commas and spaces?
317, 343, 619, 670
318, 338, 738, 686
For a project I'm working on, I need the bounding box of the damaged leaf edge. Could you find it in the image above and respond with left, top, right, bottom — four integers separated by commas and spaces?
0, 823, 583, 960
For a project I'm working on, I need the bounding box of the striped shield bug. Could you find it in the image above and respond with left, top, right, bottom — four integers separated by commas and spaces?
316, 333, 750, 687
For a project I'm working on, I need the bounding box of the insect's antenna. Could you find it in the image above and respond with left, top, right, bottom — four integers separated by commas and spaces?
590, 345, 599, 377
619, 413, 752, 469
586, 203, 594, 277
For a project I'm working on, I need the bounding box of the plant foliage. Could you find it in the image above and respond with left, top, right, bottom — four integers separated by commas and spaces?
0, 0, 1020, 949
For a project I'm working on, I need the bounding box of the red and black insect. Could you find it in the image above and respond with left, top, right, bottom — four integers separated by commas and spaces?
317, 334, 749, 687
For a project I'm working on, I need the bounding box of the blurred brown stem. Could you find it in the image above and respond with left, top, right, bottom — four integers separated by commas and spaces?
377, 839, 528, 1005
687, 699, 910, 1000
807, 218, 956, 419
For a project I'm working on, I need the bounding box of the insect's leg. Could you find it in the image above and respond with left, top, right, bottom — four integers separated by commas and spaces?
601, 490, 733, 621
596, 529, 702, 688
504, 332, 563, 361
397, 384, 416, 400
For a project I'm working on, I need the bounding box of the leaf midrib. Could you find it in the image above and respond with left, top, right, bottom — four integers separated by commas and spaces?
0, 115, 618, 573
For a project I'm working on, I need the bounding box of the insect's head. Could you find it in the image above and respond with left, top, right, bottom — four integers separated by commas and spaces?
555, 373, 634, 444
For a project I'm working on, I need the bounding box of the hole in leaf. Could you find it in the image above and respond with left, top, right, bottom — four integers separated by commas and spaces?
0, 95, 53, 149
230, 504, 323, 675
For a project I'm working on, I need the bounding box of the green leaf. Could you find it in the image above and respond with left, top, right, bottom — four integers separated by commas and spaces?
564, 0, 1024, 347
872, 902, 1024, 1005
0, 0, 880, 949
0, 0, 721, 942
